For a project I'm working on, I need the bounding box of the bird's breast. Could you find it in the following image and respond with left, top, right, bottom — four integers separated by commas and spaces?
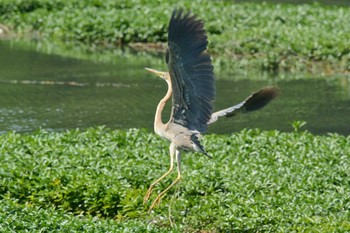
162, 122, 202, 152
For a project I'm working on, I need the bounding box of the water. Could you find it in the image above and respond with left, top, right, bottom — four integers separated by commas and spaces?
0, 40, 349, 135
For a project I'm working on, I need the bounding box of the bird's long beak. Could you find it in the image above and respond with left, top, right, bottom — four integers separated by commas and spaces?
145, 67, 163, 78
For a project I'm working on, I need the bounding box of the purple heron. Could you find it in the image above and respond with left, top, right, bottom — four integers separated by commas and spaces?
144, 9, 279, 212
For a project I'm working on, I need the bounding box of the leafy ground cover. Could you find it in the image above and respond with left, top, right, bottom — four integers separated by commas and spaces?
1, 0, 349, 73
0, 127, 349, 232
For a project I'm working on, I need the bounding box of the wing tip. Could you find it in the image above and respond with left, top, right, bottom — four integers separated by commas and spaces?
169, 8, 206, 42
244, 86, 280, 112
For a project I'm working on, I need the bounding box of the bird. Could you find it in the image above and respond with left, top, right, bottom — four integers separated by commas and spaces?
143, 9, 279, 212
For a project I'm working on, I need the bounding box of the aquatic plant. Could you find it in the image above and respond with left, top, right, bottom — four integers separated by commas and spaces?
1, 0, 349, 73
0, 127, 349, 231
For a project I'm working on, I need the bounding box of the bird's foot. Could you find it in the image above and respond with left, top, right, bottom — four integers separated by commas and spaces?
148, 194, 164, 213
143, 186, 154, 204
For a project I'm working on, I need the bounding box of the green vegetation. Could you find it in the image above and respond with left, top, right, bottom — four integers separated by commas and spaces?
1, 0, 349, 73
1, 127, 349, 232
1, 1, 349, 231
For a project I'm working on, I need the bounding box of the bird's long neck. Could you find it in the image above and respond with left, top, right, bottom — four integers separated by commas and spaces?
154, 80, 172, 134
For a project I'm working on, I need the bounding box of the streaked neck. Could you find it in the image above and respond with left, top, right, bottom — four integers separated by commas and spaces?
154, 80, 172, 135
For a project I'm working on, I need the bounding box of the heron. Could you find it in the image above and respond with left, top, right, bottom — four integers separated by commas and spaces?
144, 9, 279, 212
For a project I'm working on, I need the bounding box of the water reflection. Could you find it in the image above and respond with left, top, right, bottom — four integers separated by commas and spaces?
0, 40, 349, 135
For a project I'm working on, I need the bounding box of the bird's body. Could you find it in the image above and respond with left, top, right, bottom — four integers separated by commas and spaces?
163, 123, 204, 153
151, 70, 209, 156
144, 9, 279, 212
158, 123, 195, 150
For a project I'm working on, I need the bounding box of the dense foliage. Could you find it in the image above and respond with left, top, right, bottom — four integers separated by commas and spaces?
0, 127, 349, 232
1, 1, 349, 231
1, 0, 349, 73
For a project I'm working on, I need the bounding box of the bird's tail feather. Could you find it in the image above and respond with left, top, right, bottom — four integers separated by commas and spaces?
190, 134, 212, 159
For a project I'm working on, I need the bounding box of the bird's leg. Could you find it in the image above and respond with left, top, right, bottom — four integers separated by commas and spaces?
148, 149, 182, 213
144, 143, 176, 204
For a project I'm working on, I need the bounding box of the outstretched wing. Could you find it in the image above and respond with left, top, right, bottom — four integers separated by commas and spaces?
208, 86, 279, 124
166, 9, 215, 133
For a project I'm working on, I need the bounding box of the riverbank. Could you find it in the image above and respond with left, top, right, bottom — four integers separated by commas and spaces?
1, 0, 349, 74
0, 127, 349, 232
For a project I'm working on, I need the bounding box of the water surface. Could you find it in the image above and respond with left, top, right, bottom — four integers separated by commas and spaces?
0, 40, 349, 135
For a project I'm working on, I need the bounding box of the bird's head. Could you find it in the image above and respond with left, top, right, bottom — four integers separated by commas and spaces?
145, 68, 170, 81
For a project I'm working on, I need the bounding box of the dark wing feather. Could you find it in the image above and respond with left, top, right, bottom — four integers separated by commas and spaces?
208, 86, 279, 124
167, 9, 215, 133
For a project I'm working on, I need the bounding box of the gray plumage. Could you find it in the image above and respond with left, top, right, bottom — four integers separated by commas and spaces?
167, 9, 215, 133
209, 86, 279, 124
144, 9, 279, 212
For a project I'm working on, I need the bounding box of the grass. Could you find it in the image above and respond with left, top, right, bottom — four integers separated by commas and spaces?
1, 127, 349, 232
1, 0, 350, 73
